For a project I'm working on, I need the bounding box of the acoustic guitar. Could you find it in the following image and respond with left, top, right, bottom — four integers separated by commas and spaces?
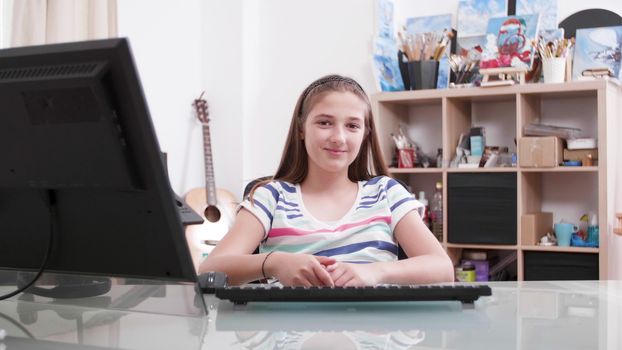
185, 92, 237, 272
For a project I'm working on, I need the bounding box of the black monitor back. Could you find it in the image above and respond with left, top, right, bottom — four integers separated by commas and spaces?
0, 38, 196, 282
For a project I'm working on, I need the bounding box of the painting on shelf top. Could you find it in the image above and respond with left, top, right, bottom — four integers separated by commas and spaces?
480, 15, 540, 70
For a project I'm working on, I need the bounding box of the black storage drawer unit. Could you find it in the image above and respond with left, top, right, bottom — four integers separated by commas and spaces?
447, 173, 517, 244
524, 252, 599, 280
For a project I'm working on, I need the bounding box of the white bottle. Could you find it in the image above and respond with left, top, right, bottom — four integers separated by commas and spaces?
418, 191, 430, 229
430, 182, 443, 242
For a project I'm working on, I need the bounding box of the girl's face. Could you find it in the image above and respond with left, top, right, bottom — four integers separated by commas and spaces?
302, 91, 367, 176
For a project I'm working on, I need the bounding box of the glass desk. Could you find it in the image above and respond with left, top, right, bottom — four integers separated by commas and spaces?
1, 270, 621, 349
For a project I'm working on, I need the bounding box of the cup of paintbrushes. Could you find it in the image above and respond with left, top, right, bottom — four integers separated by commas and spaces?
397, 50, 411, 90
408, 60, 439, 90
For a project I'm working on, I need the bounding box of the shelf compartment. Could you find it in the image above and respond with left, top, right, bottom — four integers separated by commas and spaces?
518, 90, 598, 140
520, 172, 598, 233
373, 99, 442, 169
444, 95, 517, 169
447, 247, 518, 281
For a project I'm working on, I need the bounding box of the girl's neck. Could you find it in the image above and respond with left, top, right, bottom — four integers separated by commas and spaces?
301, 167, 354, 193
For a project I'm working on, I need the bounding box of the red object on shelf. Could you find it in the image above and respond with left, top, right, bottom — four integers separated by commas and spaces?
398, 148, 415, 168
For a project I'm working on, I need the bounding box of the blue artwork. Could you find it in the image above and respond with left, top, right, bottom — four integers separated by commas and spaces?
406, 14, 452, 35
573, 26, 622, 80
405, 14, 452, 89
481, 15, 540, 69
516, 0, 557, 31
540, 28, 564, 44
457, 35, 486, 55
373, 37, 405, 91
376, 0, 394, 39
457, 0, 508, 37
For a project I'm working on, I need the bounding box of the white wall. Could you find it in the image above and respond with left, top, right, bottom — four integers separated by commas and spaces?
116, 0, 622, 200
117, 0, 244, 199
243, 0, 376, 183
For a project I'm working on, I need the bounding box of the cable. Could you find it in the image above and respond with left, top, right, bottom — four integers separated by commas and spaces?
0, 190, 56, 301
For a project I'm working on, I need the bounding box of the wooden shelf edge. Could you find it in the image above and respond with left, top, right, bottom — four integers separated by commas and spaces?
372, 79, 612, 102
520, 166, 598, 173
445, 243, 517, 250
388, 167, 442, 174
521, 245, 599, 253
446, 168, 517, 173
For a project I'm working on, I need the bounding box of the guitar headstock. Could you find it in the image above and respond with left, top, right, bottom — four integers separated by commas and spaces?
193, 91, 210, 125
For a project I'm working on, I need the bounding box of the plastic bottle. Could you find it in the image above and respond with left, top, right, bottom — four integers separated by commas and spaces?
588, 213, 599, 246
436, 148, 443, 168
456, 263, 476, 282
418, 191, 430, 229
430, 182, 443, 241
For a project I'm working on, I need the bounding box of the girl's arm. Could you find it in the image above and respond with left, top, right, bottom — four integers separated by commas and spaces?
326, 210, 454, 286
199, 209, 335, 286
380, 209, 455, 284
198, 209, 267, 284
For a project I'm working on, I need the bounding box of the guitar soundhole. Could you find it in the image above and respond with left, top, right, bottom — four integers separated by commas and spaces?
205, 205, 221, 223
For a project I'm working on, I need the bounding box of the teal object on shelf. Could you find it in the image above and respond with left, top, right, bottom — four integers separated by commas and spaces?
570, 233, 598, 247
587, 225, 599, 246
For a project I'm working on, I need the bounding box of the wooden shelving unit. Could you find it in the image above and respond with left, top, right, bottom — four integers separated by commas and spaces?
372, 80, 622, 280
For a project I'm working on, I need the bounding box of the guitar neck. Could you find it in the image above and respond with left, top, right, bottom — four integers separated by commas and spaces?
202, 124, 218, 206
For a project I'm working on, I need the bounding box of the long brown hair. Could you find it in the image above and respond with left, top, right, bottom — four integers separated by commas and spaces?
250, 75, 388, 199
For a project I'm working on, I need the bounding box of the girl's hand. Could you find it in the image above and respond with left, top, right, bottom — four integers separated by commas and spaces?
325, 262, 381, 287
266, 252, 336, 287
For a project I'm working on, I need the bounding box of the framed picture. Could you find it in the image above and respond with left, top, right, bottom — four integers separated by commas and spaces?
516, 0, 557, 31
480, 15, 540, 70
375, 0, 394, 39
456, 0, 507, 53
573, 26, 622, 80
372, 37, 405, 91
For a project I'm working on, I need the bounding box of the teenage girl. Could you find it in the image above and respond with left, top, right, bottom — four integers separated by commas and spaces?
199, 74, 454, 286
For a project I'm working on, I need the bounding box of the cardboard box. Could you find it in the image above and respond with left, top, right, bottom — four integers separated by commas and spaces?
518, 137, 563, 167
563, 148, 598, 161
521, 212, 553, 245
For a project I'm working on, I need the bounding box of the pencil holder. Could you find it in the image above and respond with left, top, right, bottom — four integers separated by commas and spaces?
397, 50, 411, 90
408, 60, 439, 90
542, 57, 566, 83
397, 148, 415, 168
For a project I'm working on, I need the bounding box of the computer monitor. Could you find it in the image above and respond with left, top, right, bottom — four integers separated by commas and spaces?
0, 38, 197, 282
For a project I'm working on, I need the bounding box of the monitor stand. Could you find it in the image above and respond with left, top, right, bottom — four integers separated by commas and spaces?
17, 272, 112, 299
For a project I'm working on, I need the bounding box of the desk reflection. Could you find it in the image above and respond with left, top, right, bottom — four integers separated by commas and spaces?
0, 272, 206, 350
207, 297, 493, 349
204, 281, 619, 350
2, 278, 621, 349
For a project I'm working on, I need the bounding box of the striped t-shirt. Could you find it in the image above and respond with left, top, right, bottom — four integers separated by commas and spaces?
240, 176, 423, 263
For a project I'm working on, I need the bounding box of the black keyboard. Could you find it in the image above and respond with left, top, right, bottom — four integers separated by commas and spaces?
214, 284, 491, 305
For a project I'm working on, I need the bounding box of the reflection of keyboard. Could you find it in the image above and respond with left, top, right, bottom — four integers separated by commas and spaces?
214, 284, 491, 305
